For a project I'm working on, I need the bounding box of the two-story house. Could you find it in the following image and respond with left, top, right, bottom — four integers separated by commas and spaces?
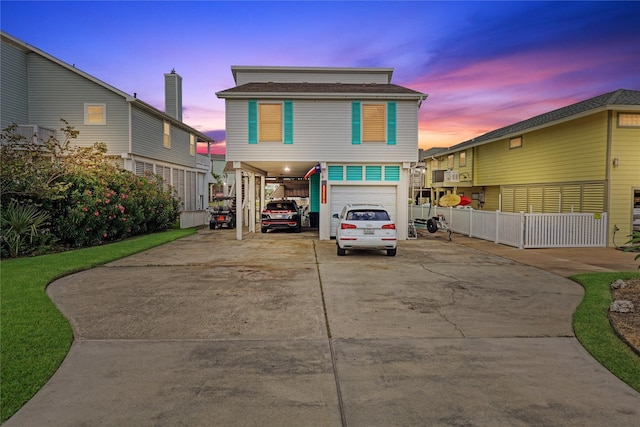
1, 31, 214, 215
216, 66, 427, 240
423, 89, 640, 247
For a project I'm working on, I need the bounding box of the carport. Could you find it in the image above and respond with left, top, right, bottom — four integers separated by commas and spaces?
227, 160, 411, 241
228, 160, 319, 240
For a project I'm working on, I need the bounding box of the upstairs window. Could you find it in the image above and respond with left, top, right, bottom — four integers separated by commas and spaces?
189, 134, 195, 156
163, 121, 171, 148
259, 103, 282, 142
362, 104, 386, 142
509, 136, 522, 149
84, 103, 106, 125
459, 151, 466, 167
248, 101, 293, 144
619, 113, 640, 127
447, 154, 454, 169
352, 101, 396, 145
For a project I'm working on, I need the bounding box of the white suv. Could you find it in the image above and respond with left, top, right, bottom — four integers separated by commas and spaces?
334, 203, 397, 256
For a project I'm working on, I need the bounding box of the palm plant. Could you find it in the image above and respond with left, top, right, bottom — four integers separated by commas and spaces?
0, 200, 51, 257
624, 231, 640, 269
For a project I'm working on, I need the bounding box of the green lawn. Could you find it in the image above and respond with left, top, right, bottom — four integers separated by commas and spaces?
0, 228, 196, 422
571, 271, 640, 392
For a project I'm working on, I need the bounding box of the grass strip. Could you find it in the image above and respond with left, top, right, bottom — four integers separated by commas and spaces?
571, 271, 640, 393
0, 228, 196, 422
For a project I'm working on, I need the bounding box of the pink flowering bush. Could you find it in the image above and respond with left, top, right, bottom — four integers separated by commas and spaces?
57, 168, 179, 247
1, 121, 180, 252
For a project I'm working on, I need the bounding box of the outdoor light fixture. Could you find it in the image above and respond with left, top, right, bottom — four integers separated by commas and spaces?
613, 158, 619, 168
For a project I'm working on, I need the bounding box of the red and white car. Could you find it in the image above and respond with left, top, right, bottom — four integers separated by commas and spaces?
334, 203, 397, 256
261, 200, 302, 233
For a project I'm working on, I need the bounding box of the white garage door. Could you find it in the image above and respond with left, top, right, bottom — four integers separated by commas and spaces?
330, 185, 397, 237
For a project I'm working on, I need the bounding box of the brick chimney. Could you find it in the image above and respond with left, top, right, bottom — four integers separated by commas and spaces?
164, 69, 182, 121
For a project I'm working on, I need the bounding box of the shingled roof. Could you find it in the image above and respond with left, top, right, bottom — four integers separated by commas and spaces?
440, 89, 640, 154
217, 82, 426, 99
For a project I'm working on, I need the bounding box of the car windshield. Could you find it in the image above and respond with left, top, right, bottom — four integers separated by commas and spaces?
267, 202, 295, 210
346, 210, 390, 221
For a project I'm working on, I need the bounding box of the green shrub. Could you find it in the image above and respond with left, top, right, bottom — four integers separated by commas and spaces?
0, 200, 53, 257
56, 170, 179, 247
623, 231, 640, 269
1, 121, 180, 252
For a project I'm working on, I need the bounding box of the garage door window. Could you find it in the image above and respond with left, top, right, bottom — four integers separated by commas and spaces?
329, 165, 401, 182
366, 165, 382, 181
346, 165, 363, 181
385, 166, 400, 181
328, 165, 344, 180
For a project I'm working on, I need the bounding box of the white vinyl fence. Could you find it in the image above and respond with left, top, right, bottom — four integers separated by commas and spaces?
179, 210, 208, 228
410, 206, 607, 249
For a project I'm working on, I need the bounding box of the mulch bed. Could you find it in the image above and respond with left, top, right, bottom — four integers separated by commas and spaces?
609, 278, 640, 354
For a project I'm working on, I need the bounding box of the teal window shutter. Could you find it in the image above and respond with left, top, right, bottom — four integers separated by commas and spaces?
385, 165, 400, 181
387, 102, 396, 145
328, 165, 343, 181
248, 100, 257, 144
352, 102, 361, 144
284, 101, 293, 144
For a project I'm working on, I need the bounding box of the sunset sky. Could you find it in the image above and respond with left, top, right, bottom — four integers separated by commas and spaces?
2, 1, 638, 154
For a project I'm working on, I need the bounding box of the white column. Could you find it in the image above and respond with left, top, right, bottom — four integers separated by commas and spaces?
260, 175, 266, 229
235, 167, 243, 241
248, 171, 256, 233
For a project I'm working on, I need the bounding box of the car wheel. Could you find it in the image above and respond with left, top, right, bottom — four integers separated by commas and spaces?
337, 245, 346, 256
386, 248, 397, 257
261, 227, 267, 233
209, 223, 215, 230
229, 222, 235, 229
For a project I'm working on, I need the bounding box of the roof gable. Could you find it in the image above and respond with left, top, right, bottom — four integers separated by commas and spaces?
447, 89, 640, 153
1, 31, 214, 142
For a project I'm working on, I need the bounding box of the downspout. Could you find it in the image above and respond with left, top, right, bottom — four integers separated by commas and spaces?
605, 110, 613, 245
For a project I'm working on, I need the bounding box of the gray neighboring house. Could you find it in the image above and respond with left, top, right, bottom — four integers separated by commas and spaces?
1, 31, 215, 215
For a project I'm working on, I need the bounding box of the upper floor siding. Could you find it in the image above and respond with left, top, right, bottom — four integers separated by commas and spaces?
233, 68, 391, 85
474, 112, 609, 185
609, 110, 640, 187
0, 40, 29, 128
224, 98, 420, 163
131, 107, 197, 168
26, 55, 130, 153
608, 110, 640, 238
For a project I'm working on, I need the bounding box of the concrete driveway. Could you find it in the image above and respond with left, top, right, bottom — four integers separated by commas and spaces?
6, 229, 640, 426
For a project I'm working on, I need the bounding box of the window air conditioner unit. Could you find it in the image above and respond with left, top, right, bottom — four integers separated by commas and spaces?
444, 170, 459, 182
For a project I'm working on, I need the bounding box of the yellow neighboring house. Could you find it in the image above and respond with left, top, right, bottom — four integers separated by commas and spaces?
422, 89, 640, 247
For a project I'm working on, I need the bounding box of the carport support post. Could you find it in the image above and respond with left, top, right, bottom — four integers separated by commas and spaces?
236, 167, 243, 240
260, 175, 265, 227
248, 171, 256, 233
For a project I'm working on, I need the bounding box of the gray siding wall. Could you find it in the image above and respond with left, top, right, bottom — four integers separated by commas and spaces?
225, 99, 419, 162
1, 41, 29, 128
235, 70, 390, 85
26, 55, 130, 153
131, 106, 196, 168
